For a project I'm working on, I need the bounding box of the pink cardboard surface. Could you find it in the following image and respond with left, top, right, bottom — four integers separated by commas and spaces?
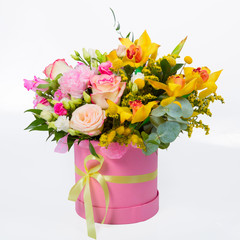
74, 141, 159, 224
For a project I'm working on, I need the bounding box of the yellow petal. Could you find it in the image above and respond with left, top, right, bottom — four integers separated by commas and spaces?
147, 79, 168, 91
178, 78, 197, 96
106, 50, 123, 69
150, 43, 160, 59
137, 30, 151, 51
120, 111, 132, 123
119, 37, 133, 48
208, 70, 223, 83
161, 97, 176, 106
168, 83, 182, 93
131, 101, 157, 123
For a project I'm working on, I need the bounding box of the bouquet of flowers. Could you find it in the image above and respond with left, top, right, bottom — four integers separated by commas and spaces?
24, 29, 223, 156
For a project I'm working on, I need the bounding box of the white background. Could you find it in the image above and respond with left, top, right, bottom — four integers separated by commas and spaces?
0, 0, 240, 239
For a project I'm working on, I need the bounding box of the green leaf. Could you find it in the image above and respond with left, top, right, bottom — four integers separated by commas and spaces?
37, 84, 50, 89
141, 131, 149, 141
170, 63, 184, 75
136, 117, 150, 130
89, 141, 99, 159
176, 97, 193, 118
160, 59, 172, 82
46, 130, 54, 141
67, 135, 76, 151
29, 124, 49, 131
116, 22, 120, 31
171, 36, 187, 57
143, 142, 158, 156
167, 116, 188, 130
24, 118, 46, 130
159, 142, 170, 149
157, 121, 181, 143
151, 106, 165, 117
147, 140, 159, 145
110, 8, 116, 26
55, 131, 67, 142
24, 109, 42, 115
167, 103, 182, 118
126, 32, 131, 38
150, 116, 165, 128
54, 73, 63, 81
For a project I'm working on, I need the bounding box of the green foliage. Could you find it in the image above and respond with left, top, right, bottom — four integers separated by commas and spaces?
176, 97, 193, 118
160, 59, 172, 82
157, 121, 181, 143
89, 141, 100, 158
151, 103, 182, 118
24, 118, 46, 130
24, 109, 42, 115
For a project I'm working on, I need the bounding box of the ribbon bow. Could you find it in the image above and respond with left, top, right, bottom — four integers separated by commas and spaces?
68, 154, 109, 239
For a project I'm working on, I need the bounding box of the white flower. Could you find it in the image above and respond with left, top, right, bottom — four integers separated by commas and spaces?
54, 116, 70, 132
131, 72, 145, 83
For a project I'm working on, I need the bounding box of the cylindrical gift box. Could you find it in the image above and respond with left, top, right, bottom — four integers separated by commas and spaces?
74, 140, 159, 224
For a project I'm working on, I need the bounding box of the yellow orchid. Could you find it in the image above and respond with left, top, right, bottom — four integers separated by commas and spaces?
106, 99, 158, 124
107, 30, 160, 69
148, 76, 198, 106
184, 67, 222, 99
106, 99, 133, 123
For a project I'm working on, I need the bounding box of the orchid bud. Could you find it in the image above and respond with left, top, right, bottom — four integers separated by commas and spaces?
48, 122, 57, 130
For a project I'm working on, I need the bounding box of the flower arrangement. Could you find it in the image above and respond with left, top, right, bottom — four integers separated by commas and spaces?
24, 12, 224, 157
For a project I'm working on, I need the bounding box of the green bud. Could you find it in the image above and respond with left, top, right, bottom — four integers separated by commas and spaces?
68, 128, 80, 136
62, 100, 71, 110
36, 90, 43, 97
83, 91, 91, 103
51, 100, 59, 105
40, 110, 53, 121
71, 54, 80, 61
128, 81, 133, 89
50, 79, 59, 90
132, 83, 138, 94
48, 122, 57, 130
82, 48, 91, 62
92, 60, 98, 69
69, 101, 76, 111
74, 50, 80, 57
72, 98, 83, 105
95, 50, 102, 59
52, 113, 59, 119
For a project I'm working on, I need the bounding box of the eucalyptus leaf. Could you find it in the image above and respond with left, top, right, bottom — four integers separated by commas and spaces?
157, 122, 181, 143
141, 131, 149, 141
159, 142, 170, 149
150, 116, 165, 128
151, 106, 165, 117
176, 97, 193, 118
142, 142, 159, 156
167, 103, 182, 118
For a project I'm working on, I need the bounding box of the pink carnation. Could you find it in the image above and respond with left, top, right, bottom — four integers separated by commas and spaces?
53, 89, 69, 101
59, 64, 95, 99
54, 103, 67, 116
33, 95, 50, 108
23, 76, 48, 92
98, 61, 113, 75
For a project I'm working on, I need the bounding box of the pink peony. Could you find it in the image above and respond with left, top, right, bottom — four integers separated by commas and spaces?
90, 74, 126, 109
43, 59, 72, 80
98, 61, 113, 75
59, 64, 95, 99
70, 104, 105, 136
54, 103, 67, 116
33, 95, 50, 108
23, 76, 49, 92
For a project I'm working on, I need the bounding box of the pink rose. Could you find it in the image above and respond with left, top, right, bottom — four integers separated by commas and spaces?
59, 64, 95, 99
23, 76, 49, 92
43, 59, 72, 80
98, 61, 113, 75
90, 74, 126, 109
54, 103, 67, 116
33, 95, 50, 108
70, 104, 105, 136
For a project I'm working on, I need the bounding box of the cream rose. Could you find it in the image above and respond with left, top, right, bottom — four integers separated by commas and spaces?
90, 74, 126, 109
70, 104, 105, 136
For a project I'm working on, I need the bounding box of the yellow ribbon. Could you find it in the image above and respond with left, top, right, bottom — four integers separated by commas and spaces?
68, 154, 157, 239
